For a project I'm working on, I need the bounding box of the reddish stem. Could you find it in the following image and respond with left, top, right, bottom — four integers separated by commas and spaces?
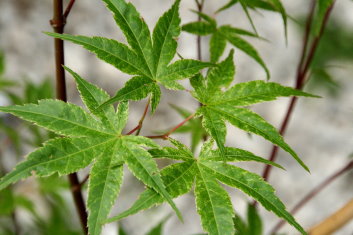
146, 113, 195, 139
261, 0, 335, 182
63, 0, 76, 20
270, 160, 353, 234
51, 0, 88, 233
126, 99, 150, 135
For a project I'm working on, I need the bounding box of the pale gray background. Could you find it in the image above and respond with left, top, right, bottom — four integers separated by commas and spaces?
0, 0, 353, 234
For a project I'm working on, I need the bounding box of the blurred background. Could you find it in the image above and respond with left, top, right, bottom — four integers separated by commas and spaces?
0, 0, 353, 234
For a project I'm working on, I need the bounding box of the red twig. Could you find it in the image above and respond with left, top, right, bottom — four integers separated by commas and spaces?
51, 0, 88, 233
146, 113, 195, 139
195, 0, 204, 61
126, 99, 150, 135
261, 0, 335, 182
270, 160, 353, 234
63, 0, 76, 20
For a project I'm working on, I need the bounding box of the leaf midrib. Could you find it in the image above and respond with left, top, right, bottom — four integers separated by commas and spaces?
106, 161, 195, 222
111, 2, 154, 77
77, 79, 116, 131
155, 4, 178, 77
196, 164, 222, 235
92, 144, 119, 235
209, 106, 283, 149
199, 162, 300, 231
4, 107, 114, 137
0, 138, 117, 188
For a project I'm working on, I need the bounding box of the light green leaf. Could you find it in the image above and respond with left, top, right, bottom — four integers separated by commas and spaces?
121, 142, 182, 221
204, 147, 284, 169
158, 59, 212, 82
212, 80, 319, 106
210, 105, 309, 171
0, 100, 112, 137
64, 66, 118, 131
87, 141, 123, 235
122, 135, 159, 148
45, 33, 150, 77
105, 161, 195, 223
200, 161, 306, 235
216, 0, 238, 13
0, 137, 112, 191
240, 1, 258, 34
149, 138, 193, 161
266, 0, 287, 41
207, 50, 235, 92
115, 101, 129, 134
150, 84, 161, 113
190, 74, 208, 104
198, 107, 226, 155
182, 22, 216, 36
191, 10, 217, 27
99, 76, 155, 108
210, 31, 227, 63
153, 0, 181, 75
219, 25, 259, 38
102, 0, 155, 76
195, 165, 235, 235
220, 31, 269, 79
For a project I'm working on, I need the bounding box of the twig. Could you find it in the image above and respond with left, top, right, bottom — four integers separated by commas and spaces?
126, 99, 150, 135
261, 0, 335, 182
63, 0, 76, 20
270, 160, 353, 234
146, 113, 195, 139
195, 0, 204, 61
51, 0, 88, 234
308, 198, 353, 235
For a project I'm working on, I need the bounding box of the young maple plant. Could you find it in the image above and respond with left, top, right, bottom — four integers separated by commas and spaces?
0, 0, 320, 234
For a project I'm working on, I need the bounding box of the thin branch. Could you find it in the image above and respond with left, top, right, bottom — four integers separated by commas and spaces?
308, 198, 353, 235
270, 160, 353, 234
51, 0, 88, 233
126, 99, 150, 135
146, 113, 195, 139
79, 174, 90, 188
296, 0, 317, 78
261, 0, 335, 183
63, 0, 76, 20
195, 0, 204, 61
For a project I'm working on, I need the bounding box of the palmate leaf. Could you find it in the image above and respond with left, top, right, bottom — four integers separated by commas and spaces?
0, 71, 181, 234
87, 142, 123, 235
182, 13, 269, 78
190, 51, 317, 172
47, 0, 211, 113
108, 141, 306, 235
216, 0, 287, 40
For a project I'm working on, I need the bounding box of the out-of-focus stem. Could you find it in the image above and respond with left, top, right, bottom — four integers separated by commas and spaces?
51, 0, 88, 233
270, 160, 353, 234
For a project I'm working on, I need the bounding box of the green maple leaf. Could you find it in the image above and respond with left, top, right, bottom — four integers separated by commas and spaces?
183, 12, 269, 78
216, 0, 287, 41
0, 67, 182, 235
191, 50, 319, 171
46, 0, 211, 113
105, 139, 306, 235
233, 203, 263, 235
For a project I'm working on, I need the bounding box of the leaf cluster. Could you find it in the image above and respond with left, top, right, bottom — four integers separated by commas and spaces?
0, 0, 321, 234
